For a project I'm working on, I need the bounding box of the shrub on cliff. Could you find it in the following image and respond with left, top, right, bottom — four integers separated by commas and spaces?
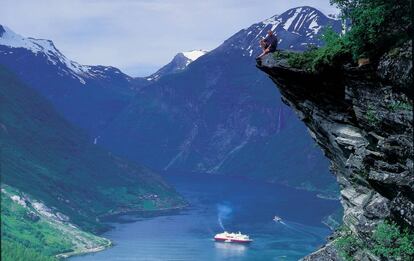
331, 0, 412, 60
371, 221, 414, 260
335, 226, 364, 260
278, 0, 412, 72
275, 27, 349, 72
336, 222, 414, 260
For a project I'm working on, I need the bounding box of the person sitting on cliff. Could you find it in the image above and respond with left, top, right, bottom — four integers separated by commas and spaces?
256, 30, 278, 60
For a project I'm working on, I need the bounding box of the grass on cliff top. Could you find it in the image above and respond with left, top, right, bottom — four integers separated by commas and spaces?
276, 0, 411, 72
274, 28, 349, 72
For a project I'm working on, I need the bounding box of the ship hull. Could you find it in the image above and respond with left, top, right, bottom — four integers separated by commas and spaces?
214, 238, 252, 243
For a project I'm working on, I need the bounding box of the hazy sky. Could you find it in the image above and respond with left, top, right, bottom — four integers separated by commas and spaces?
1, 0, 338, 76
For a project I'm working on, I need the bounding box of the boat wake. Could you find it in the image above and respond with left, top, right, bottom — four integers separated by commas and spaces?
279, 221, 322, 239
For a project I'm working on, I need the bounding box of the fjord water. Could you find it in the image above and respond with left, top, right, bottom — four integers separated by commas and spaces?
71, 173, 340, 261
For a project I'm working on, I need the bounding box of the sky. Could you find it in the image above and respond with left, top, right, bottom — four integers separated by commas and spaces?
1, 0, 339, 77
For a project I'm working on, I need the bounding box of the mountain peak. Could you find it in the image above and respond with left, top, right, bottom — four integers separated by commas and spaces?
287, 5, 321, 12
0, 25, 56, 54
261, 6, 330, 34
0, 25, 91, 84
221, 6, 342, 57
181, 49, 208, 62
0, 25, 133, 85
146, 49, 208, 81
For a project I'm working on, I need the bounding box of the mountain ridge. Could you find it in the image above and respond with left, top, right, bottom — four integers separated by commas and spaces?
100, 6, 341, 195
0, 66, 185, 233
146, 49, 208, 81
0, 25, 133, 85
218, 6, 342, 58
0, 24, 138, 135
1, 6, 341, 195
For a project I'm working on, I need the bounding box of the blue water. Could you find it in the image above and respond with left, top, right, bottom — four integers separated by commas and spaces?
71, 173, 340, 261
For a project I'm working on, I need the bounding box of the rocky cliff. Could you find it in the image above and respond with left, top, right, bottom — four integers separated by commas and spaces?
258, 41, 413, 260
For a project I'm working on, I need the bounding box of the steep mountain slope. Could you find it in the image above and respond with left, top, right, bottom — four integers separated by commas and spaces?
1, 185, 110, 260
101, 7, 342, 194
258, 41, 413, 260
0, 66, 185, 236
146, 50, 208, 81
224, 6, 341, 56
0, 25, 140, 134
0, 7, 342, 194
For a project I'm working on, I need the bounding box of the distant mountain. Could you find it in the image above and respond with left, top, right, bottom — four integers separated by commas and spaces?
0, 25, 139, 135
101, 6, 342, 195
0, 66, 185, 236
228, 6, 342, 56
0, 25, 134, 86
0, 6, 341, 194
146, 50, 208, 81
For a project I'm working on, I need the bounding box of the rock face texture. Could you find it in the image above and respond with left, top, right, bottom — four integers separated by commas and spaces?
258, 41, 413, 260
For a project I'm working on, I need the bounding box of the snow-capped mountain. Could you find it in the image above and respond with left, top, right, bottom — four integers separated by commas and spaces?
0, 25, 132, 85
220, 6, 341, 57
101, 7, 339, 193
182, 50, 208, 62
146, 49, 208, 81
0, 6, 340, 193
0, 25, 137, 134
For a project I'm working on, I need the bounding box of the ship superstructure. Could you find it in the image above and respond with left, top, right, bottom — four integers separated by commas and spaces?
214, 231, 252, 243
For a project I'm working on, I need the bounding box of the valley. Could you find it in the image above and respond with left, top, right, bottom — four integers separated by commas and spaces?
1, 5, 348, 260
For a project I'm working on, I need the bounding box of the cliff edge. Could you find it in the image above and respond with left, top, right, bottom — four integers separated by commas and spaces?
258, 41, 413, 260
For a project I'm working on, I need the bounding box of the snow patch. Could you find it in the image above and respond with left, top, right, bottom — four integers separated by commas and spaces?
0, 26, 106, 85
262, 16, 282, 31
283, 7, 302, 31
182, 49, 208, 61
309, 18, 322, 34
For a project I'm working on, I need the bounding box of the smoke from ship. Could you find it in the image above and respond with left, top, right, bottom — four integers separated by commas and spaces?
217, 203, 233, 230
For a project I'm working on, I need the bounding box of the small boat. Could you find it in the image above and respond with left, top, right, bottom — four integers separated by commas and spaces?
273, 216, 282, 222
214, 231, 252, 243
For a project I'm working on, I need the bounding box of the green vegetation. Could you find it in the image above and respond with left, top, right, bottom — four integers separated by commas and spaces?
335, 226, 364, 261
1, 185, 111, 260
387, 101, 412, 112
1, 240, 56, 261
275, 0, 412, 72
371, 221, 414, 259
2, 190, 71, 256
0, 66, 185, 257
330, 0, 411, 60
274, 27, 349, 72
336, 222, 414, 260
365, 106, 380, 125
0, 66, 185, 231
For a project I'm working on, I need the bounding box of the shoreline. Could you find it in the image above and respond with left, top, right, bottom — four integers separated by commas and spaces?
55, 238, 112, 259
56, 203, 189, 259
